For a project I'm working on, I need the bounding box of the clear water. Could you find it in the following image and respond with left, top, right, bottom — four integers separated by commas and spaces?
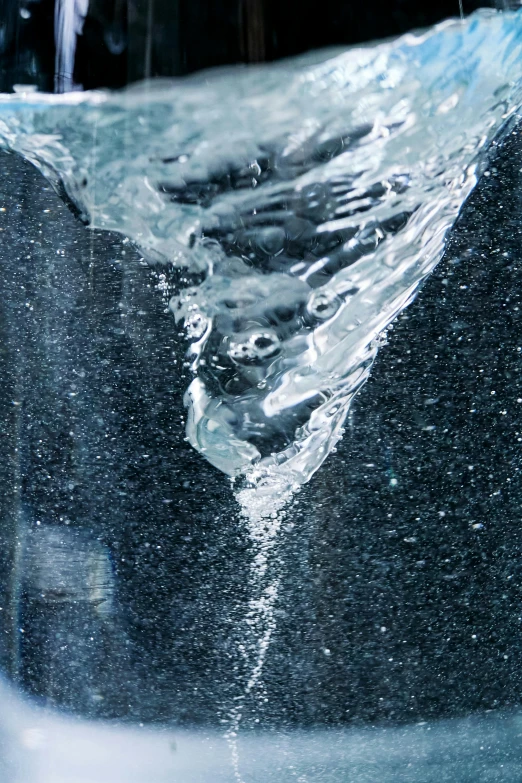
2, 9, 522, 779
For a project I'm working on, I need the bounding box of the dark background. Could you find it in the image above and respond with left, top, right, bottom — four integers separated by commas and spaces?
0, 0, 506, 92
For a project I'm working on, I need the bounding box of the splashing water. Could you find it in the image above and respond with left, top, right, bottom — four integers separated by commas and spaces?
2, 9, 522, 515
2, 9, 522, 777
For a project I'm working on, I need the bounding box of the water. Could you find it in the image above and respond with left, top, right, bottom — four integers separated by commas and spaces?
1, 8, 522, 513
2, 7, 522, 779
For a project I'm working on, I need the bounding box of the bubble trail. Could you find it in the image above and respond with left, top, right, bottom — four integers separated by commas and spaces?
223, 487, 286, 783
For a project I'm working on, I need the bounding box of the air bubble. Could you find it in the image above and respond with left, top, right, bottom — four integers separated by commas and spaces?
254, 227, 286, 256
184, 311, 209, 340
228, 331, 281, 364
306, 291, 341, 321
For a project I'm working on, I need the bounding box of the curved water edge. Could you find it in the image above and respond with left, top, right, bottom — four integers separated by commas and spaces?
1, 8, 522, 515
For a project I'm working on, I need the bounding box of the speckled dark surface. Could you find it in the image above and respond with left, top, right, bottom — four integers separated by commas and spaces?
1, 120, 522, 731
267, 122, 522, 727
0, 149, 245, 723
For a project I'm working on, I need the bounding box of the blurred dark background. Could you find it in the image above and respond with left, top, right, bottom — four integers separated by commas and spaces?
0, 0, 501, 92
